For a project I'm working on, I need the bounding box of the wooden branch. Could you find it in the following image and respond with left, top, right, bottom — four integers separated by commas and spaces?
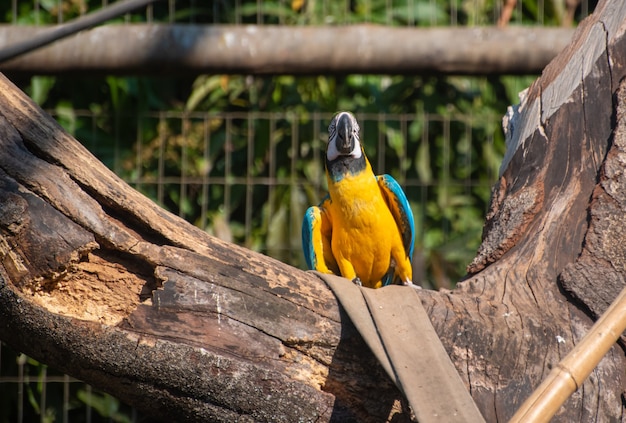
0, 24, 574, 76
1, 1, 626, 421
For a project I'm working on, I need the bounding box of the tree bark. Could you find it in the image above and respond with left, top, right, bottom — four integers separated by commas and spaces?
0, 24, 573, 76
1, 1, 626, 422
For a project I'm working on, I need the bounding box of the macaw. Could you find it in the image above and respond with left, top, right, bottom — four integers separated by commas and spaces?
302, 111, 415, 289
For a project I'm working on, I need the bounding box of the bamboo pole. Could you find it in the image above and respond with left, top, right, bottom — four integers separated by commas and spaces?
509, 286, 626, 422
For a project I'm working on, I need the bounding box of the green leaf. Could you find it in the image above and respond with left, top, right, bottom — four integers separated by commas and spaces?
54, 101, 77, 134
77, 390, 132, 423
28, 76, 56, 105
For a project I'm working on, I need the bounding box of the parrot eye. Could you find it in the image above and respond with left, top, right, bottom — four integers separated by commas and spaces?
328, 120, 336, 143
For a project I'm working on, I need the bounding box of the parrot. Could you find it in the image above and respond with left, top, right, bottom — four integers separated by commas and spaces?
302, 111, 415, 289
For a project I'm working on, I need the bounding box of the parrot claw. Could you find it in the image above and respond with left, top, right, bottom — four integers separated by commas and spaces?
408, 281, 422, 289
352, 277, 362, 286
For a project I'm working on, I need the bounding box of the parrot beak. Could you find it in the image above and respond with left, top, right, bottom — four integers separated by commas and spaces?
326, 111, 362, 162
336, 112, 355, 154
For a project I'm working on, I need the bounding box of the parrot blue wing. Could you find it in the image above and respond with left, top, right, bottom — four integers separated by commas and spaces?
377, 174, 415, 285
302, 196, 337, 273
302, 207, 319, 270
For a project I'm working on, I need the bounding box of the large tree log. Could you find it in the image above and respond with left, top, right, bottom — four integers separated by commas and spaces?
1, 1, 626, 421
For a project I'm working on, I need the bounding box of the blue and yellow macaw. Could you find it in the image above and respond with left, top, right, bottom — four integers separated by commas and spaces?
302, 111, 415, 289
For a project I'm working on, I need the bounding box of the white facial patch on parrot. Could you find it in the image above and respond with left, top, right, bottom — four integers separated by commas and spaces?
326, 112, 362, 161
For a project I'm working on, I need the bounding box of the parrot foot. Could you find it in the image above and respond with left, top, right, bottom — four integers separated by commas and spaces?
406, 281, 422, 289
352, 277, 362, 286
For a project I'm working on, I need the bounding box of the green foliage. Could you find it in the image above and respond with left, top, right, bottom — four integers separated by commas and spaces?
0, 345, 136, 423
0, 0, 591, 26
76, 390, 133, 423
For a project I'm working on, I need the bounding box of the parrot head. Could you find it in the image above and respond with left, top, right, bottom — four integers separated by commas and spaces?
326, 111, 367, 182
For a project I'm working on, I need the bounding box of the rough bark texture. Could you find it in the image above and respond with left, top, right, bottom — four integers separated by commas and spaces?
0, 24, 573, 76
1, 1, 626, 422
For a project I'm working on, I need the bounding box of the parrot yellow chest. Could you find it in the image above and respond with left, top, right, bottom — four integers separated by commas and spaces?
326, 168, 400, 288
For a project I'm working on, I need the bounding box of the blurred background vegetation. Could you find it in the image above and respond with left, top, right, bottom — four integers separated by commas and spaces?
0, 0, 594, 421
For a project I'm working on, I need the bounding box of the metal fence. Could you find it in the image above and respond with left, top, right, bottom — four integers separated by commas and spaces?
0, 0, 595, 422
0, 343, 138, 423
6, 0, 593, 26
74, 108, 508, 273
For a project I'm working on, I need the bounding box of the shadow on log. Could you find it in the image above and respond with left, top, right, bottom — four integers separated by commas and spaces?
1, 1, 626, 421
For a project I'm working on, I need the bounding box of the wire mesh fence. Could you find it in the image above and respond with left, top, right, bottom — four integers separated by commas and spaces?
0, 0, 597, 421
6, 0, 594, 26
75, 108, 504, 279
0, 343, 139, 423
